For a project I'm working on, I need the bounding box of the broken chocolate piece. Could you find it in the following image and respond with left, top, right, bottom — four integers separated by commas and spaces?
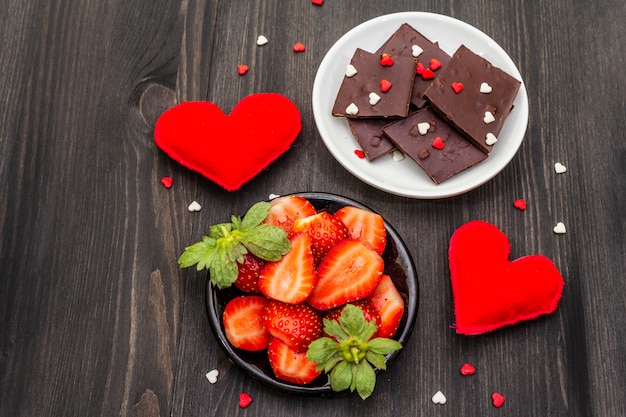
347, 118, 396, 161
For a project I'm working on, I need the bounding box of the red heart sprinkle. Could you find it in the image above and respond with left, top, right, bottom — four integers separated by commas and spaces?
160, 176, 173, 189
237, 64, 249, 75
460, 363, 476, 375
380, 79, 392, 92
513, 198, 527, 211
421, 68, 435, 80
432, 136, 444, 150
354, 149, 365, 159
416, 62, 425, 75
452, 82, 464, 93
293, 42, 306, 52
239, 392, 253, 408
429, 58, 442, 70
380, 53, 394, 66
492, 392, 505, 408
312, 0, 323, 5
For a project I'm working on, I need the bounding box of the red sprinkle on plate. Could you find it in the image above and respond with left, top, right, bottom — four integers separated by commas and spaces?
354, 149, 366, 159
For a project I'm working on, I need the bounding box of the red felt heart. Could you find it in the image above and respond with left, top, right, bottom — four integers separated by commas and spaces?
448, 220, 564, 335
154, 93, 301, 191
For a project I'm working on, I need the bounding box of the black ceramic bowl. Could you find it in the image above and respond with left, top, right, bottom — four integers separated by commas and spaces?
206, 192, 419, 396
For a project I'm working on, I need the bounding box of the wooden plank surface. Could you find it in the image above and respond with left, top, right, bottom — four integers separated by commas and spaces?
0, 1, 624, 416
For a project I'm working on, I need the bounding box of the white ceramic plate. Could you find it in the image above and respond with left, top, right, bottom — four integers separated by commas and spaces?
312, 12, 529, 199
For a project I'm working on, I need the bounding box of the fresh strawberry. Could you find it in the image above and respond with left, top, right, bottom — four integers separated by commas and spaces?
334, 206, 386, 255
367, 274, 405, 338
324, 299, 382, 338
258, 232, 317, 304
308, 239, 384, 310
267, 337, 322, 385
263, 196, 317, 234
292, 211, 350, 264
222, 295, 271, 351
263, 300, 323, 352
234, 253, 265, 293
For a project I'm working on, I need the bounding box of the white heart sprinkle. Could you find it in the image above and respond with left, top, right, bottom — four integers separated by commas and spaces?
417, 122, 430, 135
554, 162, 567, 174
485, 133, 498, 146
256, 35, 268, 46
411, 44, 424, 57
553, 222, 567, 234
480, 82, 492, 93
368, 92, 381, 105
432, 391, 447, 405
483, 111, 495, 124
392, 150, 404, 161
346, 103, 359, 115
206, 369, 219, 384
188, 201, 201, 212
268, 193, 280, 200
345, 64, 357, 77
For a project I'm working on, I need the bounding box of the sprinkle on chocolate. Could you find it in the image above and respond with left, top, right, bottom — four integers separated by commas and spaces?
451, 82, 464, 93
345, 64, 357, 77
380, 53, 394, 66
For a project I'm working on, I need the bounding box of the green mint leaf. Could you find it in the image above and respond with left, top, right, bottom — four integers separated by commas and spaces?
209, 223, 233, 239
239, 224, 290, 261
355, 361, 376, 400
240, 201, 271, 230
208, 248, 239, 289
177, 239, 215, 269
367, 338, 403, 355
329, 361, 352, 393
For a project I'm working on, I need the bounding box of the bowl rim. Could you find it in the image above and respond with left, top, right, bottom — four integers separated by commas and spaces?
205, 192, 419, 396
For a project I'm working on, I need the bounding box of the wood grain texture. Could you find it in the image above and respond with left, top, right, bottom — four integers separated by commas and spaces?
0, 0, 624, 416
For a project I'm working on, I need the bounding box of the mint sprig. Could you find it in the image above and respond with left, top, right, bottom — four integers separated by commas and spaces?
306, 304, 402, 400
177, 201, 291, 289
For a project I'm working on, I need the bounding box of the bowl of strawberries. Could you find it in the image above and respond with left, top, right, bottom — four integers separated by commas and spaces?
181, 192, 418, 398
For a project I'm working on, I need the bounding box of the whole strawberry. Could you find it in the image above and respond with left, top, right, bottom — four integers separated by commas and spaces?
263, 300, 323, 353
234, 253, 265, 293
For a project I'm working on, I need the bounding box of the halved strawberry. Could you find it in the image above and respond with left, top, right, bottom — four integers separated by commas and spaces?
267, 337, 322, 385
334, 206, 387, 255
324, 299, 382, 338
308, 239, 384, 310
222, 295, 270, 351
234, 253, 265, 293
263, 300, 323, 352
292, 211, 350, 265
367, 274, 405, 338
263, 196, 317, 234
258, 232, 317, 304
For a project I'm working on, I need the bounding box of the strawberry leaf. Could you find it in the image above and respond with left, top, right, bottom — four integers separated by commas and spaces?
355, 361, 376, 400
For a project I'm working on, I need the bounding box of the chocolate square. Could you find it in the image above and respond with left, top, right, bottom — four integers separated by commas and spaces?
423, 45, 521, 153
348, 118, 396, 161
332, 48, 416, 118
376, 23, 451, 108
382, 107, 487, 184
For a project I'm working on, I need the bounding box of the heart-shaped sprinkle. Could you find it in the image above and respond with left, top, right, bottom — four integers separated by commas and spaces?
492, 392, 505, 408
380, 53, 394, 66
417, 122, 430, 135
160, 176, 173, 189
432, 391, 447, 405
392, 150, 404, 161
312, 0, 323, 5
432, 136, 445, 150
429, 58, 442, 71
354, 149, 365, 159
513, 198, 527, 211
554, 162, 567, 174
480, 82, 493, 93
345, 103, 359, 115
239, 392, 253, 408
237, 64, 249, 75
205, 369, 219, 383
483, 111, 496, 124
553, 222, 566, 234
451, 82, 464, 93
188, 201, 201, 212
268, 193, 280, 200
411, 44, 424, 57
460, 363, 476, 375
368, 92, 381, 105
416, 62, 425, 75
256, 35, 268, 46
293, 42, 306, 52
380, 79, 392, 92
485, 133, 498, 146
345, 64, 357, 77
421, 68, 435, 80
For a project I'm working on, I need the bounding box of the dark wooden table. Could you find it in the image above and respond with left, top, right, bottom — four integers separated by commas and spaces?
1, 1, 624, 416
